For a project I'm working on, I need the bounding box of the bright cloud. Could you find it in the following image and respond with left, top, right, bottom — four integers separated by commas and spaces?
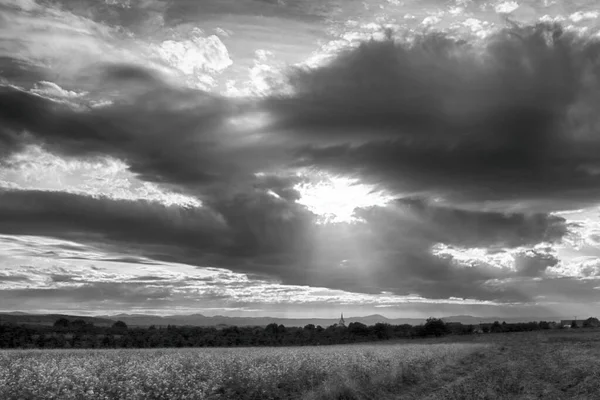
0, 145, 202, 207
495, 1, 520, 14
154, 30, 232, 89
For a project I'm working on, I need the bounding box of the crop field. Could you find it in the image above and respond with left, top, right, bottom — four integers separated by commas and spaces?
1, 329, 600, 400
0, 342, 488, 400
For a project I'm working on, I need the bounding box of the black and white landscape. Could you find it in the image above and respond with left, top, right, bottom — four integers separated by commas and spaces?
3, 1, 600, 399
2, 0, 600, 322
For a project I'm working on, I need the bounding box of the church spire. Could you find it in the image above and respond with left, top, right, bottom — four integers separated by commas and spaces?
338, 312, 345, 327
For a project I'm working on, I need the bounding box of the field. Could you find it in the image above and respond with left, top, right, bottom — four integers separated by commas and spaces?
1, 329, 600, 399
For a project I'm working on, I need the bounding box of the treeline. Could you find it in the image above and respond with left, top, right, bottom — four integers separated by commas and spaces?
0, 317, 597, 349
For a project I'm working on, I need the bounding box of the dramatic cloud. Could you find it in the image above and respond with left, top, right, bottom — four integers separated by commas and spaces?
6, 22, 600, 207
2, 0, 600, 317
284, 200, 567, 301
0, 189, 229, 253
264, 23, 600, 209
384, 198, 568, 248
0, 186, 570, 303
0, 67, 275, 191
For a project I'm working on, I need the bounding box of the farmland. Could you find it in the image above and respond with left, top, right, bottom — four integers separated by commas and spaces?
1, 329, 600, 399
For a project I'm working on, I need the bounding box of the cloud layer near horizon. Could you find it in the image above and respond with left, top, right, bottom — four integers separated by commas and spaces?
2, 0, 600, 316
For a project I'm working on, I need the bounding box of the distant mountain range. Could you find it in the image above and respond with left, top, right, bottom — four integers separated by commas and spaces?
0, 313, 115, 327
98, 313, 417, 328
0, 312, 567, 328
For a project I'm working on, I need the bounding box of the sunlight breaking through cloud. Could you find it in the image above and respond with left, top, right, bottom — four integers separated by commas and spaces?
294, 172, 393, 223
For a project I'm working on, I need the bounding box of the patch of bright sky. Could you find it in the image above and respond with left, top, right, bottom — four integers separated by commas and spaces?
151, 28, 233, 90
227, 110, 274, 132
551, 207, 600, 277
0, 145, 202, 208
432, 242, 573, 277
495, 1, 520, 14
156, 29, 232, 74
432, 243, 516, 271
225, 49, 293, 97
432, 204, 600, 279
429, 203, 600, 280
294, 172, 394, 223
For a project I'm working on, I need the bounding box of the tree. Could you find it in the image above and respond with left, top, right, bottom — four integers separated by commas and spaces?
373, 323, 392, 339
71, 319, 87, 330
423, 318, 449, 337
112, 321, 128, 330
53, 318, 70, 329
348, 322, 369, 337
583, 317, 600, 328
491, 321, 502, 333
266, 323, 279, 337
277, 325, 286, 340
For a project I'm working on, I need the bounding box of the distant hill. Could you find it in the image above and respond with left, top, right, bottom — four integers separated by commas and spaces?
0, 313, 115, 327
0, 312, 423, 328
96, 313, 419, 328
0, 312, 565, 328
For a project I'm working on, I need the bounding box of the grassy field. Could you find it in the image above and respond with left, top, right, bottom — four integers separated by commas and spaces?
1, 329, 599, 399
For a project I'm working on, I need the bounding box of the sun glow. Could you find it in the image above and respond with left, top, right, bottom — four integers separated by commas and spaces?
294, 174, 393, 223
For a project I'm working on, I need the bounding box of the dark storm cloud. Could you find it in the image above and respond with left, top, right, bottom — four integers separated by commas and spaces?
263, 23, 600, 207
0, 189, 229, 250
0, 186, 317, 279
391, 198, 567, 248
50, 274, 77, 283
0, 57, 47, 88
514, 250, 559, 277
0, 63, 285, 191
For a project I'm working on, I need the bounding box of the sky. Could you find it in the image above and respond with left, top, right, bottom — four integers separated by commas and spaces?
1, 0, 600, 319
